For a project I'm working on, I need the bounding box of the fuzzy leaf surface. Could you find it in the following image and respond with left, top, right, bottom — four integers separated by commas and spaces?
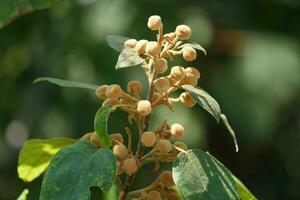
115, 48, 145, 69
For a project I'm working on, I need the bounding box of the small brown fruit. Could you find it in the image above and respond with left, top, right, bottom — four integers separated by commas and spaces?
105, 84, 122, 99
113, 144, 128, 160
123, 158, 138, 176
156, 139, 172, 154
170, 66, 185, 81
137, 100, 152, 116
159, 171, 175, 188
154, 77, 170, 93
182, 46, 197, 61
141, 131, 156, 147
146, 190, 161, 200
154, 58, 168, 74
124, 39, 137, 48
175, 25, 192, 40
147, 15, 162, 30
95, 85, 108, 99
180, 92, 196, 107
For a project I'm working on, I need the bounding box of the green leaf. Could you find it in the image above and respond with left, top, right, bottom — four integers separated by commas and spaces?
94, 105, 115, 148
0, 0, 63, 29
103, 183, 118, 200
178, 42, 207, 55
182, 85, 221, 122
40, 140, 117, 200
182, 85, 239, 152
233, 175, 257, 200
172, 149, 239, 200
34, 77, 99, 90
115, 48, 145, 69
17, 189, 29, 200
18, 138, 75, 182
107, 35, 130, 52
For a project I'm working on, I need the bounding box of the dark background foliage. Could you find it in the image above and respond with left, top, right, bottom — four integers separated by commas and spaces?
0, 0, 300, 199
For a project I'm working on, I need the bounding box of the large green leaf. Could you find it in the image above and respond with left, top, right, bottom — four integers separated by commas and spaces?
34, 77, 99, 90
172, 149, 239, 200
106, 35, 130, 52
115, 48, 145, 69
17, 189, 29, 200
182, 85, 238, 152
233, 175, 257, 200
40, 140, 117, 200
0, 0, 62, 29
94, 105, 115, 148
18, 138, 75, 182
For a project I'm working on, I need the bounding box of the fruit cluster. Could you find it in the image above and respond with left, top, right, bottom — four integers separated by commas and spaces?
83, 15, 206, 199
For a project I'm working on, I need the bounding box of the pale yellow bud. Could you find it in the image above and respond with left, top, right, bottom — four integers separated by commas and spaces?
145, 41, 160, 56
156, 139, 172, 154
113, 144, 128, 160
106, 84, 122, 99
175, 25, 192, 40
180, 92, 196, 107
123, 158, 138, 176
137, 100, 152, 116
135, 39, 148, 54
170, 66, 185, 81
102, 98, 119, 106
127, 80, 142, 94
154, 58, 168, 74
185, 67, 200, 80
124, 39, 137, 49
170, 123, 185, 137
182, 46, 197, 61
141, 131, 156, 147
146, 190, 161, 200
95, 85, 108, 99
111, 133, 124, 144
154, 77, 170, 93
147, 15, 162, 30
174, 141, 188, 151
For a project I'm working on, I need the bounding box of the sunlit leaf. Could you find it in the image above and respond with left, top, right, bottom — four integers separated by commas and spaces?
103, 183, 118, 200
17, 189, 29, 200
34, 77, 98, 90
18, 138, 75, 182
94, 105, 115, 148
0, 0, 63, 29
40, 140, 117, 200
172, 149, 239, 200
106, 35, 130, 52
178, 42, 207, 55
233, 175, 257, 200
115, 48, 145, 69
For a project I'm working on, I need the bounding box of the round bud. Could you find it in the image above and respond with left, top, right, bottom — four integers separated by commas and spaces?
113, 144, 128, 160
124, 39, 137, 49
147, 15, 162, 30
127, 80, 142, 94
106, 84, 122, 99
135, 40, 148, 54
180, 92, 196, 107
182, 46, 197, 61
137, 100, 152, 116
154, 58, 168, 74
174, 141, 188, 151
95, 85, 108, 99
117, 160, 124, 175
185, 67, 200, 80
102, 98, 119, 106
81, 132, 93, 141
146, 190, 161, 200
111, 133, 124, 144
123, 158, 138, 176
170, 66, 185, 81
154, 77, 170, 93
141, 131, 156, 147
175, 25, 192, 40
145, 41, 160, 56
151, 92, 162, 103
90, 132, 101, 147
170, 123, 185, 137
156, 139, 172, 154
166, 193, 181, 200
159, 171, 175, 188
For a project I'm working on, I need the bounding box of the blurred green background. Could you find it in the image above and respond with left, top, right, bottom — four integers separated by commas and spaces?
1, 0, 300, 199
